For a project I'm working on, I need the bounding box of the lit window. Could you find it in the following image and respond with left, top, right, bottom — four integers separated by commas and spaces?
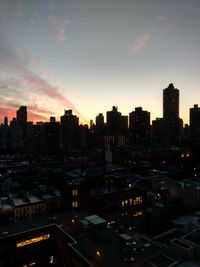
133, 210, 143, 217
72, 201, 78, 208
121, 200, 125, 207
96, 251, 101, 257
29, 262, 36, 266
72, 189, 78, 196
134, 196, 143, 205
129, 198, 133, 206
50, 256, 54, 264
16, 234, 50, 248
125, 200, 128, 205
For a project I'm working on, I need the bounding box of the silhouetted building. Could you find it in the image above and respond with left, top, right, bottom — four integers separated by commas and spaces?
42, 121, 60, 151
60, 110, 79, 151
96, 113, 104, 128
163, 83, 179, 120
190, 104, 200, 145
16, 106, 27, 127
152, 118, 164, 144
15, 106, 28, 149
105, 107, 128, 146
106, 106, 122, 135
50, 116, 56, 123
4, 117, 8, 127
162, 84, 183, 145
129, 107, 150, 145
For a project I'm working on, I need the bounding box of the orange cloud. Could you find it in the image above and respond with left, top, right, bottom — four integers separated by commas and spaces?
0, 50, 88, 124
132, 32, 151, 55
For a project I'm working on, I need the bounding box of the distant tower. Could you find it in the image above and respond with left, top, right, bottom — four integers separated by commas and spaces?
96, 113, 104, 128
129, 107, 150, 145
50, 116, 56, 123
4, 117, 8, 127
16, 106, 27, 127
163, 83, 179, 120
190, 104, 200, 145
163, 83, 182, 145
60, 110, 79, 150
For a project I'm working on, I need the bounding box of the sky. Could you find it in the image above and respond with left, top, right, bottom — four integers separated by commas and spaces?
0, 0, 200, 125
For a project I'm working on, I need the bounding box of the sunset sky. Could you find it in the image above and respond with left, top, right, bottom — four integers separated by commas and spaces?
0, 0, 200, 124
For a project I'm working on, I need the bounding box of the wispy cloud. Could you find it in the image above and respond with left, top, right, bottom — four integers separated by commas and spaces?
0, 42, 88, 123
132, 32, 151, 55
48, 15, 70, 43
156, 16, 166, 22
180, 4, 200, 14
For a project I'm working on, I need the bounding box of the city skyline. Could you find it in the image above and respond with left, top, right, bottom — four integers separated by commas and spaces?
1, 0, 200, 124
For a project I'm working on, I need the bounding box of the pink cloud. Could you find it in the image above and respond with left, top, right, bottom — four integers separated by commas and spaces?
28, 112, 49, 122
156, 16, 166, 22
0, 107, 16, 121
132, 32, 151, 55
0, 54, 88, 124
48, 15, 70, 43
57, 19, 69, 43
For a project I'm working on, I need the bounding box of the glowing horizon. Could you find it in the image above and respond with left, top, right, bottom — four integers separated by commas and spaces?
1, 0, 200, 126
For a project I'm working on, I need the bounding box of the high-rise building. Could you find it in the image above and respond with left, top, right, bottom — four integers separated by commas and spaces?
96, 113, 104, 128
129, 107, 150, 145
15, 106, 28, 149
190, 104, 200, 145
16, 106, 27, 127
105, 106, 128, 146
106, 106, 122, 135
162, 84, 182, 145
60, 110, 79, 150
163, 83, 179, 119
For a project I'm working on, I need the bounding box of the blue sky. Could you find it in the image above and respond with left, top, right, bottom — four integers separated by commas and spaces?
0, 0, 200, 124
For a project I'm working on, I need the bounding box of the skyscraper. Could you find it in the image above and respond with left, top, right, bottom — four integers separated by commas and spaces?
162, 84, 182, 145
190, 104, 200, 145
60, 110, 79, 150
163, 83, 179, 120
129, 107, 150, 145
16, 106, 27, 149
16, 106, 27, 127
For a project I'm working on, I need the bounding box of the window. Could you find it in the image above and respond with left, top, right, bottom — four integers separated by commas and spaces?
133, 210, 143, 217
72, 201, 78, 208
134, 196, 143, 205
72, 189, 78, 196
50, 256, 54, 264
16, 234, 50, 248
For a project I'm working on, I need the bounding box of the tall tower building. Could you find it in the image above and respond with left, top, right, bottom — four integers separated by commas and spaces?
162, 84, 182, 145
129, 107, 150, 145
105, 106, 127, 146
106, 106, 122, 135
60, 110, 79, 150
190, 104, 200, 145
15, 106, 27, 149
96, 113, 104, 128
163, 83, 179, 119
16, 106, 27, 127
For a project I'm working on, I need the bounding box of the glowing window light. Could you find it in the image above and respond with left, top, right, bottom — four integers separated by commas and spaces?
16, 234, 50, 248
50, 256, 54, 264
29, 263, 36, 266
96, 251, 101, 257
